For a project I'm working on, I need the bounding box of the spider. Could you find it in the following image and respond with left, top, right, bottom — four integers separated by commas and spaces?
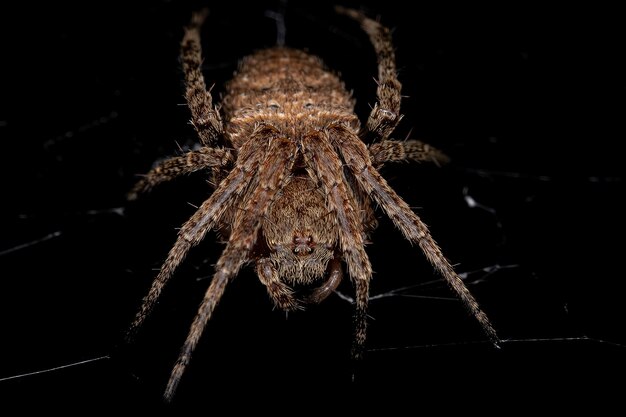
126, 6, 500, 401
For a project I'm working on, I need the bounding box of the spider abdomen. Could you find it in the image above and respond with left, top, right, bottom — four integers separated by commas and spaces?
222, 47, 359, 149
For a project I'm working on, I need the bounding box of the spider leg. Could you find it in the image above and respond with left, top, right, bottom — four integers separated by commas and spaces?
128, 147, 234, 200
181, 9, 224, 147
164, 137, 297, 401
346, 174, 379, 239
256, 257, 300, 311
332, 126, 500, 346
302, 133, 372, 360
337, 7, 402, 142
369, 139, 450, 168
126, 139, 265, 342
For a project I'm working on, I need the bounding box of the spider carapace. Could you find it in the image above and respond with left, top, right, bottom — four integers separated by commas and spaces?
126, 6, 499, 402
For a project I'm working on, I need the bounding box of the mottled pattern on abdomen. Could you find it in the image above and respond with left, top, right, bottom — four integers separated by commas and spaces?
222, 47, 359, 149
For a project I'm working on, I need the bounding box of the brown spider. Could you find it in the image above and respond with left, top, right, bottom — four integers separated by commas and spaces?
126, 7, 500, 401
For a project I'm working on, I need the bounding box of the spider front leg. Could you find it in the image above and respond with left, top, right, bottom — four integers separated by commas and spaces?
337, 7, 402, 142
332, 126, 500, 347
164, 137, 297, 401
128, 147, 234, 200
126, 139, 265, 342
302, 133, 372, 361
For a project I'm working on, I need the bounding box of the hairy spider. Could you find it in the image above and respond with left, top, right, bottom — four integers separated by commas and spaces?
126, 7, 500, 401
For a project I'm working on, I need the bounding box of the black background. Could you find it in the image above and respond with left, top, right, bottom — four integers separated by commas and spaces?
1, 0, 624, 412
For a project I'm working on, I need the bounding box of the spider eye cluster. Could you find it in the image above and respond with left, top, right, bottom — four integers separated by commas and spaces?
292, 234, 314, 255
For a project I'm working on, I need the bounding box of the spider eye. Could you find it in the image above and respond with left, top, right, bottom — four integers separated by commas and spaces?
293, 247, 314, 254
292, 235, 314, 255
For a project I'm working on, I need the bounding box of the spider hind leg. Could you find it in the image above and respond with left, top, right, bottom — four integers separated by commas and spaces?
337, 6, 402, 142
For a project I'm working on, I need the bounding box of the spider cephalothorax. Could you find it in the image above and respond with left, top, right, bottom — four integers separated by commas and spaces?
127, 7, 499, 402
